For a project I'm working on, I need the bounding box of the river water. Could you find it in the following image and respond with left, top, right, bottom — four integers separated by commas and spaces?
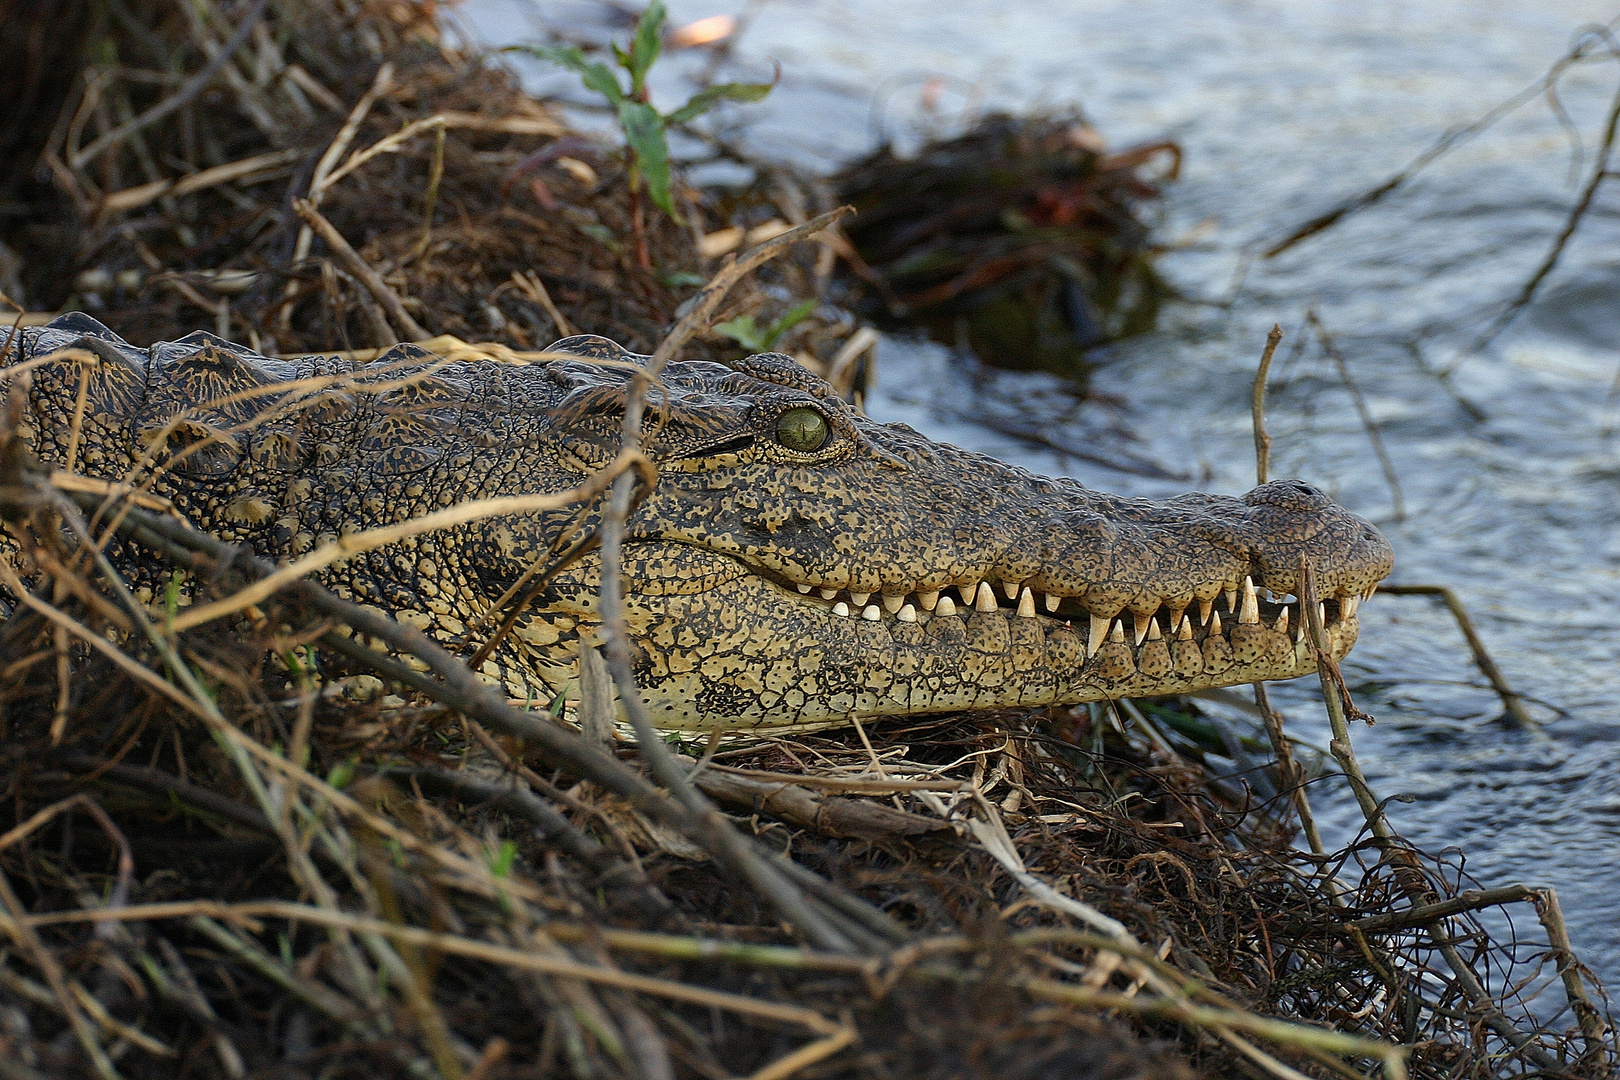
465, 0, 1620, 988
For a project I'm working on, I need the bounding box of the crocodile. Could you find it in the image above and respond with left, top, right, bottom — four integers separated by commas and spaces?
6, 313, 1391, 732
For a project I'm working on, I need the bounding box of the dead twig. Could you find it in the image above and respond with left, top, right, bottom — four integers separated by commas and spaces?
293, 198, 429, 341
1251, 323, 1282, 487
1306, 312, 1404, 522
1348, 884, 1535, 933
1375, 583, 1537, 729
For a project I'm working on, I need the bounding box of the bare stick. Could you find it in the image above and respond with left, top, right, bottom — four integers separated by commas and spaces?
99, 147, 304, 214
0, 870, 120, 1079
169, 453, 645, 631
409, 124, 447, 262
1534, 887, 1611, 1056
1252, 323, 1282, 486
1261, 29, 1619, 260
1300, 563, 1387, 835
511, 271, 574, 338
1375, 584, 1537, 729
1251, 684, 1326, 857
585, 203, 870, 952
1248, 324, 1323, 853
1348, 883, 1534, 933
1306, 312, 1404, 521
282, 63, 394, 328
293, 198, 428, 340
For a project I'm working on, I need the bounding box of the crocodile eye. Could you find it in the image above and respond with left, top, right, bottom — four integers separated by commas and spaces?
775, 407, 829, 452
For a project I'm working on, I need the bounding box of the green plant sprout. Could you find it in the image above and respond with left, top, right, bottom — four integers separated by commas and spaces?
512, 0, 775, 222
714, 297, 817, 351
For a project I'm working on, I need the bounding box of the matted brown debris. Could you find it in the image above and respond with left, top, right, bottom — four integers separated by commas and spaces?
833, 112, 1177, 377
0, 2, 1612, 1078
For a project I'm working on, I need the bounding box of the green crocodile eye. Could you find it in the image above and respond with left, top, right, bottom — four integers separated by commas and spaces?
775, 407, 829, 452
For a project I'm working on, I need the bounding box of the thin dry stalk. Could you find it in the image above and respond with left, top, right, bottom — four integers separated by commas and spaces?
294, 198, 429, 340
1376, 583, 1537, 728
1252, 323, 1282, 487
1305, 311, 1404, 521
1535, 888, 1611, 1056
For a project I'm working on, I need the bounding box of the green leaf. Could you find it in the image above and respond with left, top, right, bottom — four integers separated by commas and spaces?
628, 1, 666, 94
508, 43, 624, 104
618, 100, 675, 217
658, 269, 707, 288
762, 298, 818, 349
666, 79, 777, 125
327, 761, 355, 790
489, 839, 519, 878
571, 219, 620, 251
713, 314, 767, 352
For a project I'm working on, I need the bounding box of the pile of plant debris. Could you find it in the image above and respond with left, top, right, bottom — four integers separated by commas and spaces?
0, 2, 1612, 1078
834, 112, 1178, 376
0, 0, 866, 392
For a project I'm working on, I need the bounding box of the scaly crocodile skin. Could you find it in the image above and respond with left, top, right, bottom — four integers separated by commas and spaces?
8, 314, 1392, 731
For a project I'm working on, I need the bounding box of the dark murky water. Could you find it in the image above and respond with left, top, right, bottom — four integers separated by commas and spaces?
467, 0, 1620, 984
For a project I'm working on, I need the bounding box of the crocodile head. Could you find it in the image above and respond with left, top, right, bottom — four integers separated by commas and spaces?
11, 318, 1393, 733
506, 338, 1392, 730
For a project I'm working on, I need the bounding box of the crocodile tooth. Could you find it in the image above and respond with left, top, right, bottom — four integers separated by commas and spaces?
1239, 576, 1260, 625
918, 589, 940, 611
861, 604, 881, 621
1109, 620, 1126, 644
833, 601, 850, 617
974, 581, 998, 613
882, 593, 904, 613
1088, 613, 1109, 658
1342, 594, 1359, 620
1364, 583, 1378, 601
796, 583, 813, 594
1003, 580, 1021, 601
849, 591, 871, 607
1016, 587, 1036, 618
959, 578, 981, 604
1133, 611, 1151, 646
1317, 602, 1327, 629
897, 603, 918, 623
1176, 615, 1194, 640
1166, 604, 1187, 630
936, 595, 958, 617
1209, 610, 1223, 637
1043, 592, 1060, 613
819, 587, 838, 600
1274, 607, 1289, 635
1146, 617, 1163, 641
1224, 585, 1238, 612
1199, 598, 1213, 624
